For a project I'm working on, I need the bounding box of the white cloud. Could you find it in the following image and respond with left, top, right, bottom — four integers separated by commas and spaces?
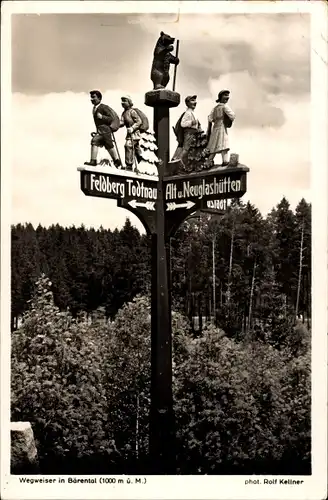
12, 91, 144, 231
171, 75, 310, 214
10, 13, 310, 231
136, 13, 309, 80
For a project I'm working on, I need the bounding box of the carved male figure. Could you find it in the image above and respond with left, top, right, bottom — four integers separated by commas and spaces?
150, 31, 180, 90
172, 95, 202, 164
120, 95, 145, 171
84, 90, 121, 167
207, 90, 235, 166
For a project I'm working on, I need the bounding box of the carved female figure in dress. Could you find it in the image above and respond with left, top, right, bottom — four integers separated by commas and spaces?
207, 90, 235, 166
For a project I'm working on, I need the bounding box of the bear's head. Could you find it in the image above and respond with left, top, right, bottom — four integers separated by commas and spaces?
158, 31, 175, 47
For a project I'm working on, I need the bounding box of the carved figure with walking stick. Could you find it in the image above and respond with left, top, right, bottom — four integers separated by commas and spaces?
120, 95, 158, 175
120, 95, 143, 171
84, 90, 122, 167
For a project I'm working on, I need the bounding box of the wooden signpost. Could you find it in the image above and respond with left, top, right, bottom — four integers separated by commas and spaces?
78, 35, 249, 475
79, 162, 248, 474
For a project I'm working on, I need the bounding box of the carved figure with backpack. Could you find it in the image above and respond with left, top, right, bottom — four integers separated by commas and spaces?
84, 90, 122, 167
172, 95, 202, 166
120, 95, 157, 175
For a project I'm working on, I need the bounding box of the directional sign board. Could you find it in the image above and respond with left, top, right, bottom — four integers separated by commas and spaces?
78, 164, 248, 236
163, 166, 248, 236
79, 168, 158, 203
164, 166, 248, 210
78, 167, 159, 233
80, 166, 247, 204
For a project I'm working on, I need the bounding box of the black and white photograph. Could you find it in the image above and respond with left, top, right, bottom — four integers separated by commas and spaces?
1, 1, 327, 499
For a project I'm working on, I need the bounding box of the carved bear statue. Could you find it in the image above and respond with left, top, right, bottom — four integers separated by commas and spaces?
150, 31, 180, 90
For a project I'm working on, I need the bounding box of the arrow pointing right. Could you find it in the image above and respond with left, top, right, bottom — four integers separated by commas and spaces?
166, 201, 196, 211
185, 200, 196, 209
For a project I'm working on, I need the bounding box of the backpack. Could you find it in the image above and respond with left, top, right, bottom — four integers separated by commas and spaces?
173, 113, 185, 147
108, 107, 120, 132
133, 108, 149, 132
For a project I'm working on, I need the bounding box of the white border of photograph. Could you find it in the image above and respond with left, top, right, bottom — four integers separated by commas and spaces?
1, 1, 327, 499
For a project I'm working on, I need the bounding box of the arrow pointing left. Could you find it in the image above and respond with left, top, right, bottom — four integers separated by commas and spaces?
128, 200, 155, 211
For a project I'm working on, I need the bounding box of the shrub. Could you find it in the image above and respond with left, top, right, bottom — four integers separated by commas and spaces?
173, 325, 311, 474
11, 275, 118, 473
11, 277, 311, 474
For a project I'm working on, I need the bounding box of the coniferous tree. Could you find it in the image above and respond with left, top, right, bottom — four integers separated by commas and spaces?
269, 197, 298, 309
294, 199, 311, 324
11, 223, 40, 329
11, 195, 311, 337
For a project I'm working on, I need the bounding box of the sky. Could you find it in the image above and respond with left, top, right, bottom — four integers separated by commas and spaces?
11, 10, 311, 232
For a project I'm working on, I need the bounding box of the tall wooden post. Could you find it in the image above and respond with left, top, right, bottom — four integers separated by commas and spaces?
145, 89, 180, 474
212, 235, 216, 324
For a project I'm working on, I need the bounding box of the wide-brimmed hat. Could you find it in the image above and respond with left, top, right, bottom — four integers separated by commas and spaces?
216, 89, 230, 103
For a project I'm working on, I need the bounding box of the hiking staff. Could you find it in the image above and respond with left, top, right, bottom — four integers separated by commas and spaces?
172, 39, 180, 92
130, 135, 139, 172
111, 131, 123, 168
91, 131, 122, 168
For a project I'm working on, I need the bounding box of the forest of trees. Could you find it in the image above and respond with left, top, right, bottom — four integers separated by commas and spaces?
11, 196, 311, 341
10, 196, 312, 474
